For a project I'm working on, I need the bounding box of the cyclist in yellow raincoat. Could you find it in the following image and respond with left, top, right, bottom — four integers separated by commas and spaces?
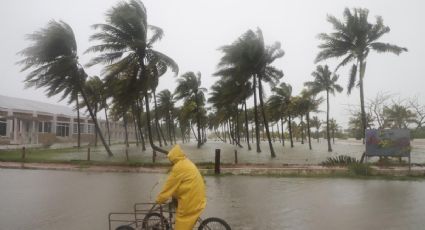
156, 145, 206, 230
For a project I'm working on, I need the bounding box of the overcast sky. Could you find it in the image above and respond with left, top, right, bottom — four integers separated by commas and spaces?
1, 0, 423, 128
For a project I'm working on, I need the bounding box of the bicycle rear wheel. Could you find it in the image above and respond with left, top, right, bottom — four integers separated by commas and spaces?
198, 217, 231, 230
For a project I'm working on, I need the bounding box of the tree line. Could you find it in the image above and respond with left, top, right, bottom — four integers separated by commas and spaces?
18, 0, 408, 157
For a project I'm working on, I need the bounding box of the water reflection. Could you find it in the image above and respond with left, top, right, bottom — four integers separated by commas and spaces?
0, 169, 424, 229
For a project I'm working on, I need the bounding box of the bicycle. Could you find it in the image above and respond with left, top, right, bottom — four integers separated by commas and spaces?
109, 201, 231, 230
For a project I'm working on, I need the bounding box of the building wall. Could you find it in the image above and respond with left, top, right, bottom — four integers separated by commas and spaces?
0, 107, 137, 146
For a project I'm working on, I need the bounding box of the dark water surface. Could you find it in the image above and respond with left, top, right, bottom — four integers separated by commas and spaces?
1, 169, 424, 229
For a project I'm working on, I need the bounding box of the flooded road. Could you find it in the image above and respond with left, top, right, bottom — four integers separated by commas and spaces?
1, 169, 425, 229
46, 139, 425, 165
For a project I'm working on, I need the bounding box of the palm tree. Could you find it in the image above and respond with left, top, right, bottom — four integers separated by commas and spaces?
157, 89, 176, 145
299, 89, 323, 150
349, 112, 375, 140
383, 105, 416, 129
82, 76, 105, 146
216, 29, 284, 157
175, 72, 206, 148
17, 20, 113, 156
310, 116, 322, 142
86, 0, 177, 154
268, 82, 294, 148
329, 118, 340, 144
305, 65, 343, 152
316, 8, 407, 141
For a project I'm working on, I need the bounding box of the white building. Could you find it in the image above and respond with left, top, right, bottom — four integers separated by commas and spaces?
0, 95, 136, 146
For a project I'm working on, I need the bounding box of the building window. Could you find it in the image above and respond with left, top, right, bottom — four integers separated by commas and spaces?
38, 121, 52, 133
56, 123, 69, 137
73, 124, 85, 134
44, 122, 52, 133
87, 124, 94, 134
0, 119, 6, 136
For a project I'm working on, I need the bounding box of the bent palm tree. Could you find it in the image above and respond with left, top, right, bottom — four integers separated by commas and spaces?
316, 8, 407, 141
17, 20, 113, 156
86, 0, 178, 154
305, 65, 342, 152
175, 72, 207, 148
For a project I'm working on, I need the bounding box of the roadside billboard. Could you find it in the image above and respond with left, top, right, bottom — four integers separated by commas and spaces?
365, 129, 411, 157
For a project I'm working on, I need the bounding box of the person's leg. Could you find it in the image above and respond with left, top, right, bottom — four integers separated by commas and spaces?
174, 209, 204, 230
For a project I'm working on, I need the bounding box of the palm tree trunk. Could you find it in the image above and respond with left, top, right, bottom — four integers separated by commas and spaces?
244, 100, 251, 150
144, 92, 167, 154
307, 112, 312, 150
94, 106, 98, 147
280, 117, 285, 147
76, 98, 81, 148
167, 114, 173, 145
104, 106, 111, 146
271, 125, 275, 142
152, 91, 163, 147
326, 90, 332, 152
236, 106, 241, 145
159, 120, 168, 146
276, 123, 280, 143
79, 87, 113, 156
359, 60, 367, 144
195, 94, 202, 148
191, 122, 198, 141
223, 123, 227, 142
123, 113, 129, 148
288, 115, 294, 148
258, 75, 276, 158
253, 75, 261, 153
181, 125, 185, 143
134, 102, 146, 151
132, 115, 139, 146
171, 116, 176, 144
301, 115, 304, 144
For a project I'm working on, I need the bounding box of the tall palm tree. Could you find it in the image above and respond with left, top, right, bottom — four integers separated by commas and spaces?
175, 72, 206, 148
17, 20, 113, 156
316, 8, 407, 141
86, 0, 177, 154
305, 65, 343, 152
216, 29, 284, 157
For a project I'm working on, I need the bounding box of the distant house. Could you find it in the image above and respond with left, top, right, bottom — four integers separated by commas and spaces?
0, 95, 135, 146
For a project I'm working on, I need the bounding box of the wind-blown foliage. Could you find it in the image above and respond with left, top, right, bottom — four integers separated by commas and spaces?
316, 8, 407, 142
17, 20, 113, 156
86, 0, 178, 154
305, 65, 342, 152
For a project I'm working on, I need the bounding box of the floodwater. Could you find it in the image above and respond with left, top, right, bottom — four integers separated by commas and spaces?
45, 139, 425, 165
1, 169, 425, 229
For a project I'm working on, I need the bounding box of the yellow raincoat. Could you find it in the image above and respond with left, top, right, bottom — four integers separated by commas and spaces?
156, 145, 206, 230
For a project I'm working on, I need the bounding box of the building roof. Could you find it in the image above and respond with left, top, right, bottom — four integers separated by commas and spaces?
0, 94, 76, 117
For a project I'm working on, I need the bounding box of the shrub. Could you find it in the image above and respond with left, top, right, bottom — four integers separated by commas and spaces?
321, 155, 358, 166
348, 163, 372, 176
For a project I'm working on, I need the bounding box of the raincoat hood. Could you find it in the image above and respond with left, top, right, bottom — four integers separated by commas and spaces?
168, 145, 186, 164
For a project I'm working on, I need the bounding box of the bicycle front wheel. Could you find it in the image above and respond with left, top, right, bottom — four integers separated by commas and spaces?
198, 217, 231, 230
141, 212, 170, 230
